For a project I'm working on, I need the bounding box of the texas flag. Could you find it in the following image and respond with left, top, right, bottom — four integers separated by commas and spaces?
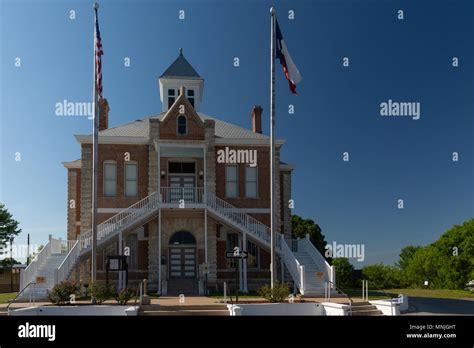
275, 18, 302, 94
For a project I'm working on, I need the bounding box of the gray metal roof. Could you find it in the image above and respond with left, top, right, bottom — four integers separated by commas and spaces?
98, 112, 270, 140
160, 49, 201, 79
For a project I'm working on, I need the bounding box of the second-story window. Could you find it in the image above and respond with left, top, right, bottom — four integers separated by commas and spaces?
245, 166, 258, 198
104, 161, 117, 197
168, 89, 176, 109
177, 115, 187, 135
225, 165, 238, 198
125, 162, 138, 197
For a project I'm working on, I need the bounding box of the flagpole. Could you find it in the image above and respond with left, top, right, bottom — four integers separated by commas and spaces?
91, 2, 99, 292
269, 6, 276, 289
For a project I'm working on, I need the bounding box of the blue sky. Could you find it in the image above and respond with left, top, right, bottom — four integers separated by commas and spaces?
1, 0, 472, 266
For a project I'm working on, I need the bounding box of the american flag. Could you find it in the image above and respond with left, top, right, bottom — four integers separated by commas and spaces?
94, 7, 103, 99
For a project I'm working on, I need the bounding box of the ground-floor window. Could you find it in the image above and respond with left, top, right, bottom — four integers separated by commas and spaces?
103, 242, 118, 271
226, 233, 239, 268
247, 240, 260, 269
125, 233, 138, 270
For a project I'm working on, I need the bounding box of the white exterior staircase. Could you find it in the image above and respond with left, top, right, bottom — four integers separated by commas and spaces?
19, 188, 335, 297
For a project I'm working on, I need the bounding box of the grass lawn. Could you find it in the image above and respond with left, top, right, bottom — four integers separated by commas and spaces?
0, 292, 17, 304
385, 288, 474, 300
344, 288, 474, 301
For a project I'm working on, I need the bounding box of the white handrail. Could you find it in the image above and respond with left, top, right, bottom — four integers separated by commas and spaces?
206, 192, 280, 249
160, 187, 204, 204
298, 236, 331, 283
20, 241, 52, 291
56, 240, 80, 284
7, 282, 36, 315
79, 191, 160, 252
279, 235, 304, 294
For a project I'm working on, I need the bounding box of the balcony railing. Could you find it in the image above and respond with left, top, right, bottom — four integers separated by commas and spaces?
160, 187, 204, 204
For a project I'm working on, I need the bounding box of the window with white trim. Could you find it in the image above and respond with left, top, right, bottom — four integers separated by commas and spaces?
187, 89, 195, 108
247, 240, 260, 268
168, 89, 176, 109
104, 161, 117, 197
225, 165, 238, 198
245, 166, 258, 198
226, 233, 239, 268
124, 162, 138, 197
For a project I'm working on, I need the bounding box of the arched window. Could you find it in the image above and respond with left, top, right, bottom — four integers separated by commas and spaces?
169, 231, 196, 245
177, 115, 187, 135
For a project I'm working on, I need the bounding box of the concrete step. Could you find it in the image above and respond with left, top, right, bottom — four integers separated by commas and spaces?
139, 304, 229, 316
350, 301, 384, 316
350, 309, 384, 316
167, 280, 199, 296
139, 309, 229, 316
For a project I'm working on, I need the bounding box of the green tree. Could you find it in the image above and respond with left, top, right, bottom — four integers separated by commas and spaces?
332, 257, 354, 288
291, 215, 328, 257
0, 258, 20, 267
396, 245, 421, 270
362, 263, 401, 289
432, 219, 474, 289
0, 203, 21, 251
404, 245, 440, 288
401, 219, 474, 289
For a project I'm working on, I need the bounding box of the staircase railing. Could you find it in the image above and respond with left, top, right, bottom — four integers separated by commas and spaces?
55, 240, 80, 284
325, 280, 353, 315
206, 193, 280, 249
298, 236, 333, 284
20, 240, 52, 291
79, 191, 160, 252
279, 235, 305, 294
7, 282, 37, 315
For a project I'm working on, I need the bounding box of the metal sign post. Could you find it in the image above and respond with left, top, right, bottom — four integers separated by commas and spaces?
225, 247, 248, 304
106, 255, 128, 288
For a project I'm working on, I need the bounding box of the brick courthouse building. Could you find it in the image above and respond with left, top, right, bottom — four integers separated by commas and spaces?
62, 50, 294, 294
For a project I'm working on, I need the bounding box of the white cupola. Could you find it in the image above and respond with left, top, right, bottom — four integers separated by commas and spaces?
159, 48, 204, 112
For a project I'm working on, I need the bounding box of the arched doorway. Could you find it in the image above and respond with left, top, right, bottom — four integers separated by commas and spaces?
169, 231, 197, 279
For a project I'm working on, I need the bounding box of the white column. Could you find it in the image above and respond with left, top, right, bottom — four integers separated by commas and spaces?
238, 234, 243, 290
204, 209, 208, 263
203, 144, 207, 203
118, 232, 123, 291
158, 209, 162, 294
242, 231, 248, 292
157, 145, 161, 198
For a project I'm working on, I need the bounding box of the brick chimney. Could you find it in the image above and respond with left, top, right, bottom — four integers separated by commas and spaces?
251, 105, 263, 134
98, 98, 109, 131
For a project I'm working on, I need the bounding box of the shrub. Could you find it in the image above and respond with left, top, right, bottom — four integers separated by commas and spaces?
115, 287, 135, 305
48, 280, 78, 305
90, 282, 114, 304
258, 283, 291, 303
